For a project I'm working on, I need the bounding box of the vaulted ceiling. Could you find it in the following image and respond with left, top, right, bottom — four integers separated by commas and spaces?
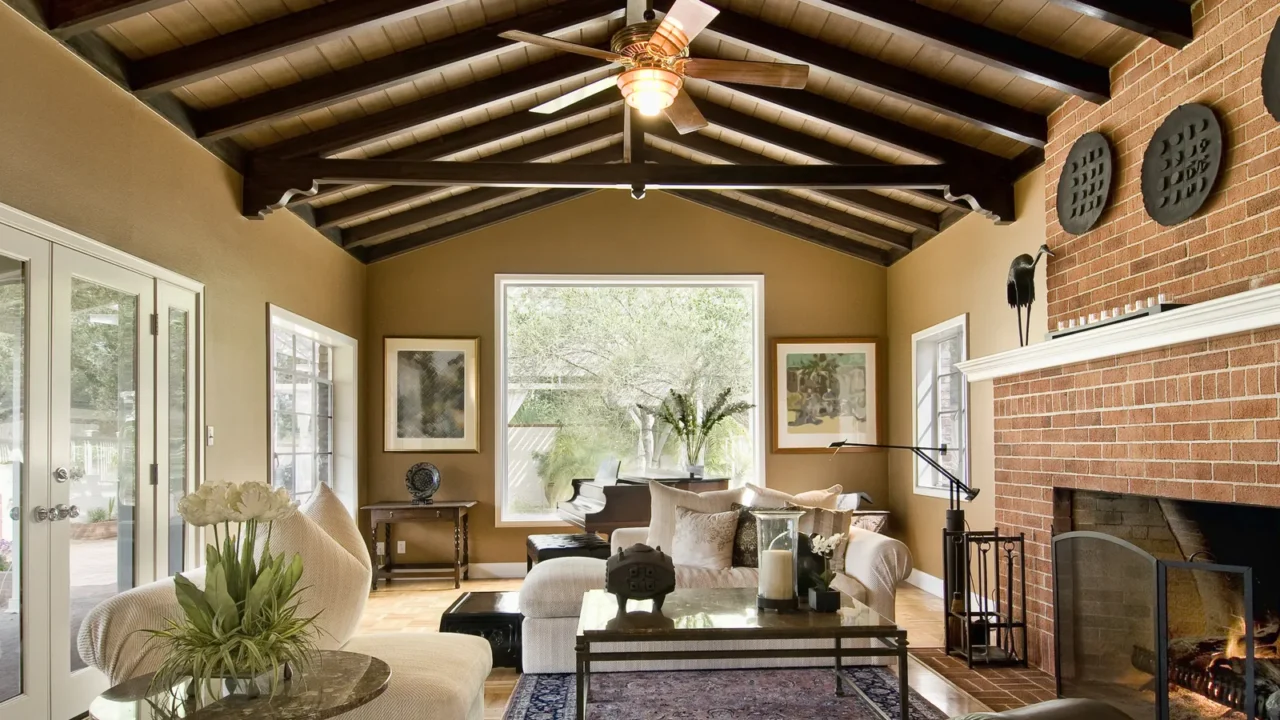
6, 0, 1195, 264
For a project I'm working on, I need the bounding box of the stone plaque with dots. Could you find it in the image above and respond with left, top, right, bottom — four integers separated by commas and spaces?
1056, 131, 1113, 235
1141, 103, 1223, 227
1264, 17, 1280, 121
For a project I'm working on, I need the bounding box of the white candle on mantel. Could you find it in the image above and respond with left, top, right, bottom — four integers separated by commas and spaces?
759, 549, 794, 600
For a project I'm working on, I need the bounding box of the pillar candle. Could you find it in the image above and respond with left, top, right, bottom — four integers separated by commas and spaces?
759, 549, 794, 600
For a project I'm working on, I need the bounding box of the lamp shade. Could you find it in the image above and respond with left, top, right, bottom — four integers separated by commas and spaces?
616, 67, 683, 117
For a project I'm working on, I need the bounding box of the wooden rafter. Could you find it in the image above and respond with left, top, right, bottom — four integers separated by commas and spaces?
798, 0, 1112, 102
654, 0, 1046, 148
318, 117, 623, 230
46, 0, 183, 38
1047, 0, 1193, 49
196, 0, 624, 142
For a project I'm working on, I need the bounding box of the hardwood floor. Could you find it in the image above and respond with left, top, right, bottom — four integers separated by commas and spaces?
355, 578, 987, 718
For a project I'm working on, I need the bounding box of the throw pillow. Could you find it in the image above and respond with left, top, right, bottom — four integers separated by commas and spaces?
850, 510, 889, 534
648, 481, 746, 553
744, 483, 842, 510
671, 507, 738, 570
729, 502, 758, 568
302, 483, 372, 571
788, 503, 852, 573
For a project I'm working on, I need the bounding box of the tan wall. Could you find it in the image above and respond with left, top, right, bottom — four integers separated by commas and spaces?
885, 168, 1047, 579
365, 190, 888, 564
0, 7, 366, 485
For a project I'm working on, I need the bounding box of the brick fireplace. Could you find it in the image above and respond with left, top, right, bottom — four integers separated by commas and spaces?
977, 0, 1280, 673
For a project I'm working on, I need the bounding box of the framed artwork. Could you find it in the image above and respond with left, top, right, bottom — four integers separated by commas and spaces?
771, 337, 881, 453
384, 337, 479, 452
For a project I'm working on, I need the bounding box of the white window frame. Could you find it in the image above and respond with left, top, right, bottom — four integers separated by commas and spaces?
268, 305, 358, 516
911, 313, 970, 500
494, 274, 767, 527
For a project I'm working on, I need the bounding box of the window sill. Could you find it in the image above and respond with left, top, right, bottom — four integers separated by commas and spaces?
913, 485, 973, 502
494, 516, 578, 529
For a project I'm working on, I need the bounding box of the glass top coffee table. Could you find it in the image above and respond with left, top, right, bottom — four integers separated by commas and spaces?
575, 587, 910, 719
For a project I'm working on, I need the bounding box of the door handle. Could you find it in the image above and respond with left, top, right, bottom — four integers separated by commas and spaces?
32, 506, 51, 523
52, 466, 70, 483
54, 504, 78, 521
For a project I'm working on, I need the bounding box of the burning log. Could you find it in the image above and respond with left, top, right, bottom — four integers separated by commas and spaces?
1132, 645, 1280, 719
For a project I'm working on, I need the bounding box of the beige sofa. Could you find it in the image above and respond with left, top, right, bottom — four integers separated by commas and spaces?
953, 699, 1131, 720
77, 484, 492, 720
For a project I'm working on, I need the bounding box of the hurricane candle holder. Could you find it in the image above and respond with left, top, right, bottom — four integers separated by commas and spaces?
752, 509, 806, 612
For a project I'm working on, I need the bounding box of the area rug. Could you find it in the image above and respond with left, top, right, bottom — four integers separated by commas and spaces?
504, 667, 948, 719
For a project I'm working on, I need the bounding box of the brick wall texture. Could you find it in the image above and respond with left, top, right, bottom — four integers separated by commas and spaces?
996, 0, 1280, 671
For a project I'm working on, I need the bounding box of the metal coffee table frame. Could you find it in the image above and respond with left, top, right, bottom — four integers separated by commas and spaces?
574, 607, 910, 719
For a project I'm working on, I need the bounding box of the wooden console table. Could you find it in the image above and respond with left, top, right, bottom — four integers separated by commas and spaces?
363, 501, 477, 590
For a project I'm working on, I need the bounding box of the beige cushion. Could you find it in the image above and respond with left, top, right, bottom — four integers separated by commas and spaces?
787, 503, 852, 573
671, 507, 737, 570
341, 632, 492, 720
648, 481, 746, 553
743, 483, 842, 510
519, 557, 605, 618
77, 568, 207, 683
675, 565, 759, 589
303, 482, 371, 571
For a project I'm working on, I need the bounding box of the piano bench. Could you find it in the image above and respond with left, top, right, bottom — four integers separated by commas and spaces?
526, 533, 611, 572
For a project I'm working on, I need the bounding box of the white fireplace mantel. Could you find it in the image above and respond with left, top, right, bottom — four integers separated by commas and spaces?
957, 283, 1280, 382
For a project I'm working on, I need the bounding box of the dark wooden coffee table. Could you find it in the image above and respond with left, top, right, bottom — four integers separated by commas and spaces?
574, 587, 910, 720
440, 591, 523, 671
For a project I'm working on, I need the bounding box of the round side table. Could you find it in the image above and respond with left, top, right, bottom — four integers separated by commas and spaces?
89, 650, 391, 720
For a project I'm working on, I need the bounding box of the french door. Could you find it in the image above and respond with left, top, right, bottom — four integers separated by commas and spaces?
0, 221, 201, 720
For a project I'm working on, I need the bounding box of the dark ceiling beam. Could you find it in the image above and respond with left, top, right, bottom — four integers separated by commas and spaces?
654, 0, 1045, 148
798, 0, 1111, 102
259, 54, 609, 159
46, 0, 184, 38
647, 122, 939, 236
318, 117, 623, 229
649, 147, 909, 252
195, 0, 623, 142
1047, 0, 1193, 49
667, 190, 890, 265
130, 0, 469, 97
359, 189, 596, 263
693, 101, 965, 212
343, 145, 620, 247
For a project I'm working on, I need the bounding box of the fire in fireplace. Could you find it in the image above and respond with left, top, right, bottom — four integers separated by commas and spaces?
1052, 490, 1280, 720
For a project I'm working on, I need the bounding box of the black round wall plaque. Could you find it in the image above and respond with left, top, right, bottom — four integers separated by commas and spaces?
1141, 104, 1224, 227
1056, 132, 1113, 235
1264, 18, 1280, 121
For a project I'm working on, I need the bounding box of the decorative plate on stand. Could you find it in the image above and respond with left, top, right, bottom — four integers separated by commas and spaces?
405, 462, 441, 504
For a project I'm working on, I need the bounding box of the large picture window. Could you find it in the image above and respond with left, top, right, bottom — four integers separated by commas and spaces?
496, 276, 765, 524
912, 314, 968, 497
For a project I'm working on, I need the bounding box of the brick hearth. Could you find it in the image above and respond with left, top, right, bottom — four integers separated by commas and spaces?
990, 0, 1280, 672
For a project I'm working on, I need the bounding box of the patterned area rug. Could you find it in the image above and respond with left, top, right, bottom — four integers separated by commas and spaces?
504, 667, 949, 719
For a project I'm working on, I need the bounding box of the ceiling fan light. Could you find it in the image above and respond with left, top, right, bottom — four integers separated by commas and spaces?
617, 68, 682, 117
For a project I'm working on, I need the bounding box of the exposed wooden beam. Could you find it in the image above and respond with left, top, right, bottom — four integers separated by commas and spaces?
692, 101, 965, 212
195, 0, 623, 141
343, 145, 620, 247
47, 0, 183, 38
654, 0, 1046, 148
647, 123, 939, 235
259, 54, 609, 159
359, 189, 596, 263
1047, 0, 1193, 49
130, 0, 470, 96
798, 0, 1112, 102
648, 147, 909, 252
667, 190, 890, 265
624, 107, 646, 165
318, 118, 623, 229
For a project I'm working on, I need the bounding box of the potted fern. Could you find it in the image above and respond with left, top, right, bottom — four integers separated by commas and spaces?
641, 387, 754, 477
146, 481, 317, 704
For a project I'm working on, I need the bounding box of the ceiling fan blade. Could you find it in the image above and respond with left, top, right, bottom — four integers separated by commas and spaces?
682, 59, 809, 88
664, 91, 708, 134
529, 75, 620, 114
649, 0, 720, 56
499, 30, 628, 64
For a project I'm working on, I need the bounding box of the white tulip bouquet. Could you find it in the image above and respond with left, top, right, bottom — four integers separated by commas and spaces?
146, 481, 317, 702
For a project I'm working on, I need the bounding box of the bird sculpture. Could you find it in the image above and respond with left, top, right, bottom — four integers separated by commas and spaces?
1007, 244, 1054, 347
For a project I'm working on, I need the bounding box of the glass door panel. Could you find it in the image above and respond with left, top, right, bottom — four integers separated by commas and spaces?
50, 247, 154, 719
157, 283, 197, 578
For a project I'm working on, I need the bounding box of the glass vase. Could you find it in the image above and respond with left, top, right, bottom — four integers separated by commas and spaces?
752, 509, 806, 612
680, 442, 707, 478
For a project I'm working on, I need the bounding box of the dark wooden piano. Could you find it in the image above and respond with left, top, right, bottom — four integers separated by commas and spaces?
557, 475, 730, 536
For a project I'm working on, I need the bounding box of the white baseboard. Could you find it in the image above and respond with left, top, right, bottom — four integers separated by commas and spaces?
906, 569, 944, 598
470, 562, 528, 579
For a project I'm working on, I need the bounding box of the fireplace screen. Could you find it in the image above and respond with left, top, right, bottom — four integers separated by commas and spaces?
1054, 531, 1257, 720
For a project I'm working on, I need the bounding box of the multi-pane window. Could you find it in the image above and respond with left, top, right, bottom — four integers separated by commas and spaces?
272, 327, 333, 503
913, 315, 968, 495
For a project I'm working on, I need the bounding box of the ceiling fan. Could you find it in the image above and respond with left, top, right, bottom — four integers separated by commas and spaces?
498, 0, 809, 134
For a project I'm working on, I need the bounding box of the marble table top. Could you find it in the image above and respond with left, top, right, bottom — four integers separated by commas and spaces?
89, 650, 390, 720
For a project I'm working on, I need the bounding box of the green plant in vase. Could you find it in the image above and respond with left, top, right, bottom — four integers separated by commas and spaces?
640, 387, 754, 476
145, 481, 316, 704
